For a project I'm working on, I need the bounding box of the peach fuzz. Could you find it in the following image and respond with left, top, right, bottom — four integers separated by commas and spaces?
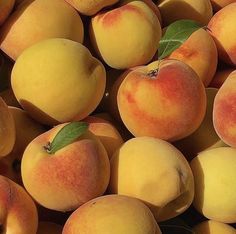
0, 97, 15, 157
65, 0, 119, 16
82, 116, 124, 159
21, 123, 110, 212
117, 59, 206, 142
211, 0, 236, 11
108, 137, 194, 222
63, 195, 162, 234
37, 222, 63, 234
0, 175, 38, 234
213, 71, 236, 147
190, 147, 236, 223
0, 0, 15, 26
208, 3, 236, 66
168, 28, 218, 87
193, 220, 236, 234
89, 1, 162, 69
0, 0, 84, 60
11, 38, 106, 126
174, 88, 227, 161
157, 0, 213, 26
209, 67, 235, 88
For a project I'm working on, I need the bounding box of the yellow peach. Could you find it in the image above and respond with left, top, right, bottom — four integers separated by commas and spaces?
208, 3, 236, 66
11, 38, 106, 125
63, 194, 162, 234
90, 1, 162, 69
193, 220, 236, 234
109, 137, 194, 222
168, 28, 218, 87
157, 0, 213, 26
190, 147, 236, 223
0, 0, 84, 60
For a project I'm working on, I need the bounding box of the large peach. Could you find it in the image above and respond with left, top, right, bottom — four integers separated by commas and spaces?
209, 67, 234, 88
108, 137, 194, 222
117, 59, 206, 142
208, 3, 236, 66
11, 38, 106, 126
63, 194, 162, 234
82, 116, 124, 159
168, 28, 218, 87
0, 0, 84, 60
0, 175, 38, 234
213, 70, 236, 147
21, 123, 110, 211
65, 0, 119, 16
191, 147, 236, 223
89, 1, 162, 69
0, 0, 15, 26
193, 220, 236, 234
157, 0, 213, 26
0, 97, 15, 157
174, 88, 227, 161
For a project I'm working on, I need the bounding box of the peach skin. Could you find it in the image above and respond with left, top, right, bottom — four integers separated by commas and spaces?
211, 0, 236, 11
208, 3, 236, 66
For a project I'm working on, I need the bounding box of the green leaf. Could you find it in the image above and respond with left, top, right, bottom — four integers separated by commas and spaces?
158, 19, 202, 60
46, 122, 89, 154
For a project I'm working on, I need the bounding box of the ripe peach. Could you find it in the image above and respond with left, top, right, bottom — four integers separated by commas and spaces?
21, 123, 110, 212
62, 194, 162, 234
168, 28, 218, 87
0, 97, 15, 157
117, 59, 206, 142
0, 175, 38, 234
65, 0, 119, 16
0, 0, 84, 60
11, 38, 106, 125
213, 70, 236, 147
157, 0, 213, 26
89, 1, 162, 69
209, 67, 234, 88
82, 116, 124, 159
211, 0, 236, 11
174, 88, 227, 161
208, 3, 236, 66
108, 137, 194, 222
0, 0, 15, 26
190, 147, 236, 223
193, 220, 236, 234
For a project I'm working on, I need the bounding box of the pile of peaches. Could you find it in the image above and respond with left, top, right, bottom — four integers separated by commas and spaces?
1, 0, 236, 233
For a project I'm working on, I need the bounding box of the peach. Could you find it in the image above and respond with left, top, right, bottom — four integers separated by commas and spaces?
65, 0, 119, 16
82, 116, 124, 159
0, 0, 84, 60
0, 97, 15, 157
193, 220, 236, 234
89, 1, 162, 69
190, 147, 236, 223
11, 38, 106, 125
63, 194, 162, 234
168, 28, 218, 87
117, 59, 206, 142
213, 70, 236, 147
37, 222, 63, 234
108, 137, 194, 222
208, 3, 236, 66
174, 88, 227, 161
209, 67, 235, 88
21, 123, 110, 211
157, 0, 213, 26
0, 175, 38, 234
0, 0, 15, 26
211, 0, 236, 11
